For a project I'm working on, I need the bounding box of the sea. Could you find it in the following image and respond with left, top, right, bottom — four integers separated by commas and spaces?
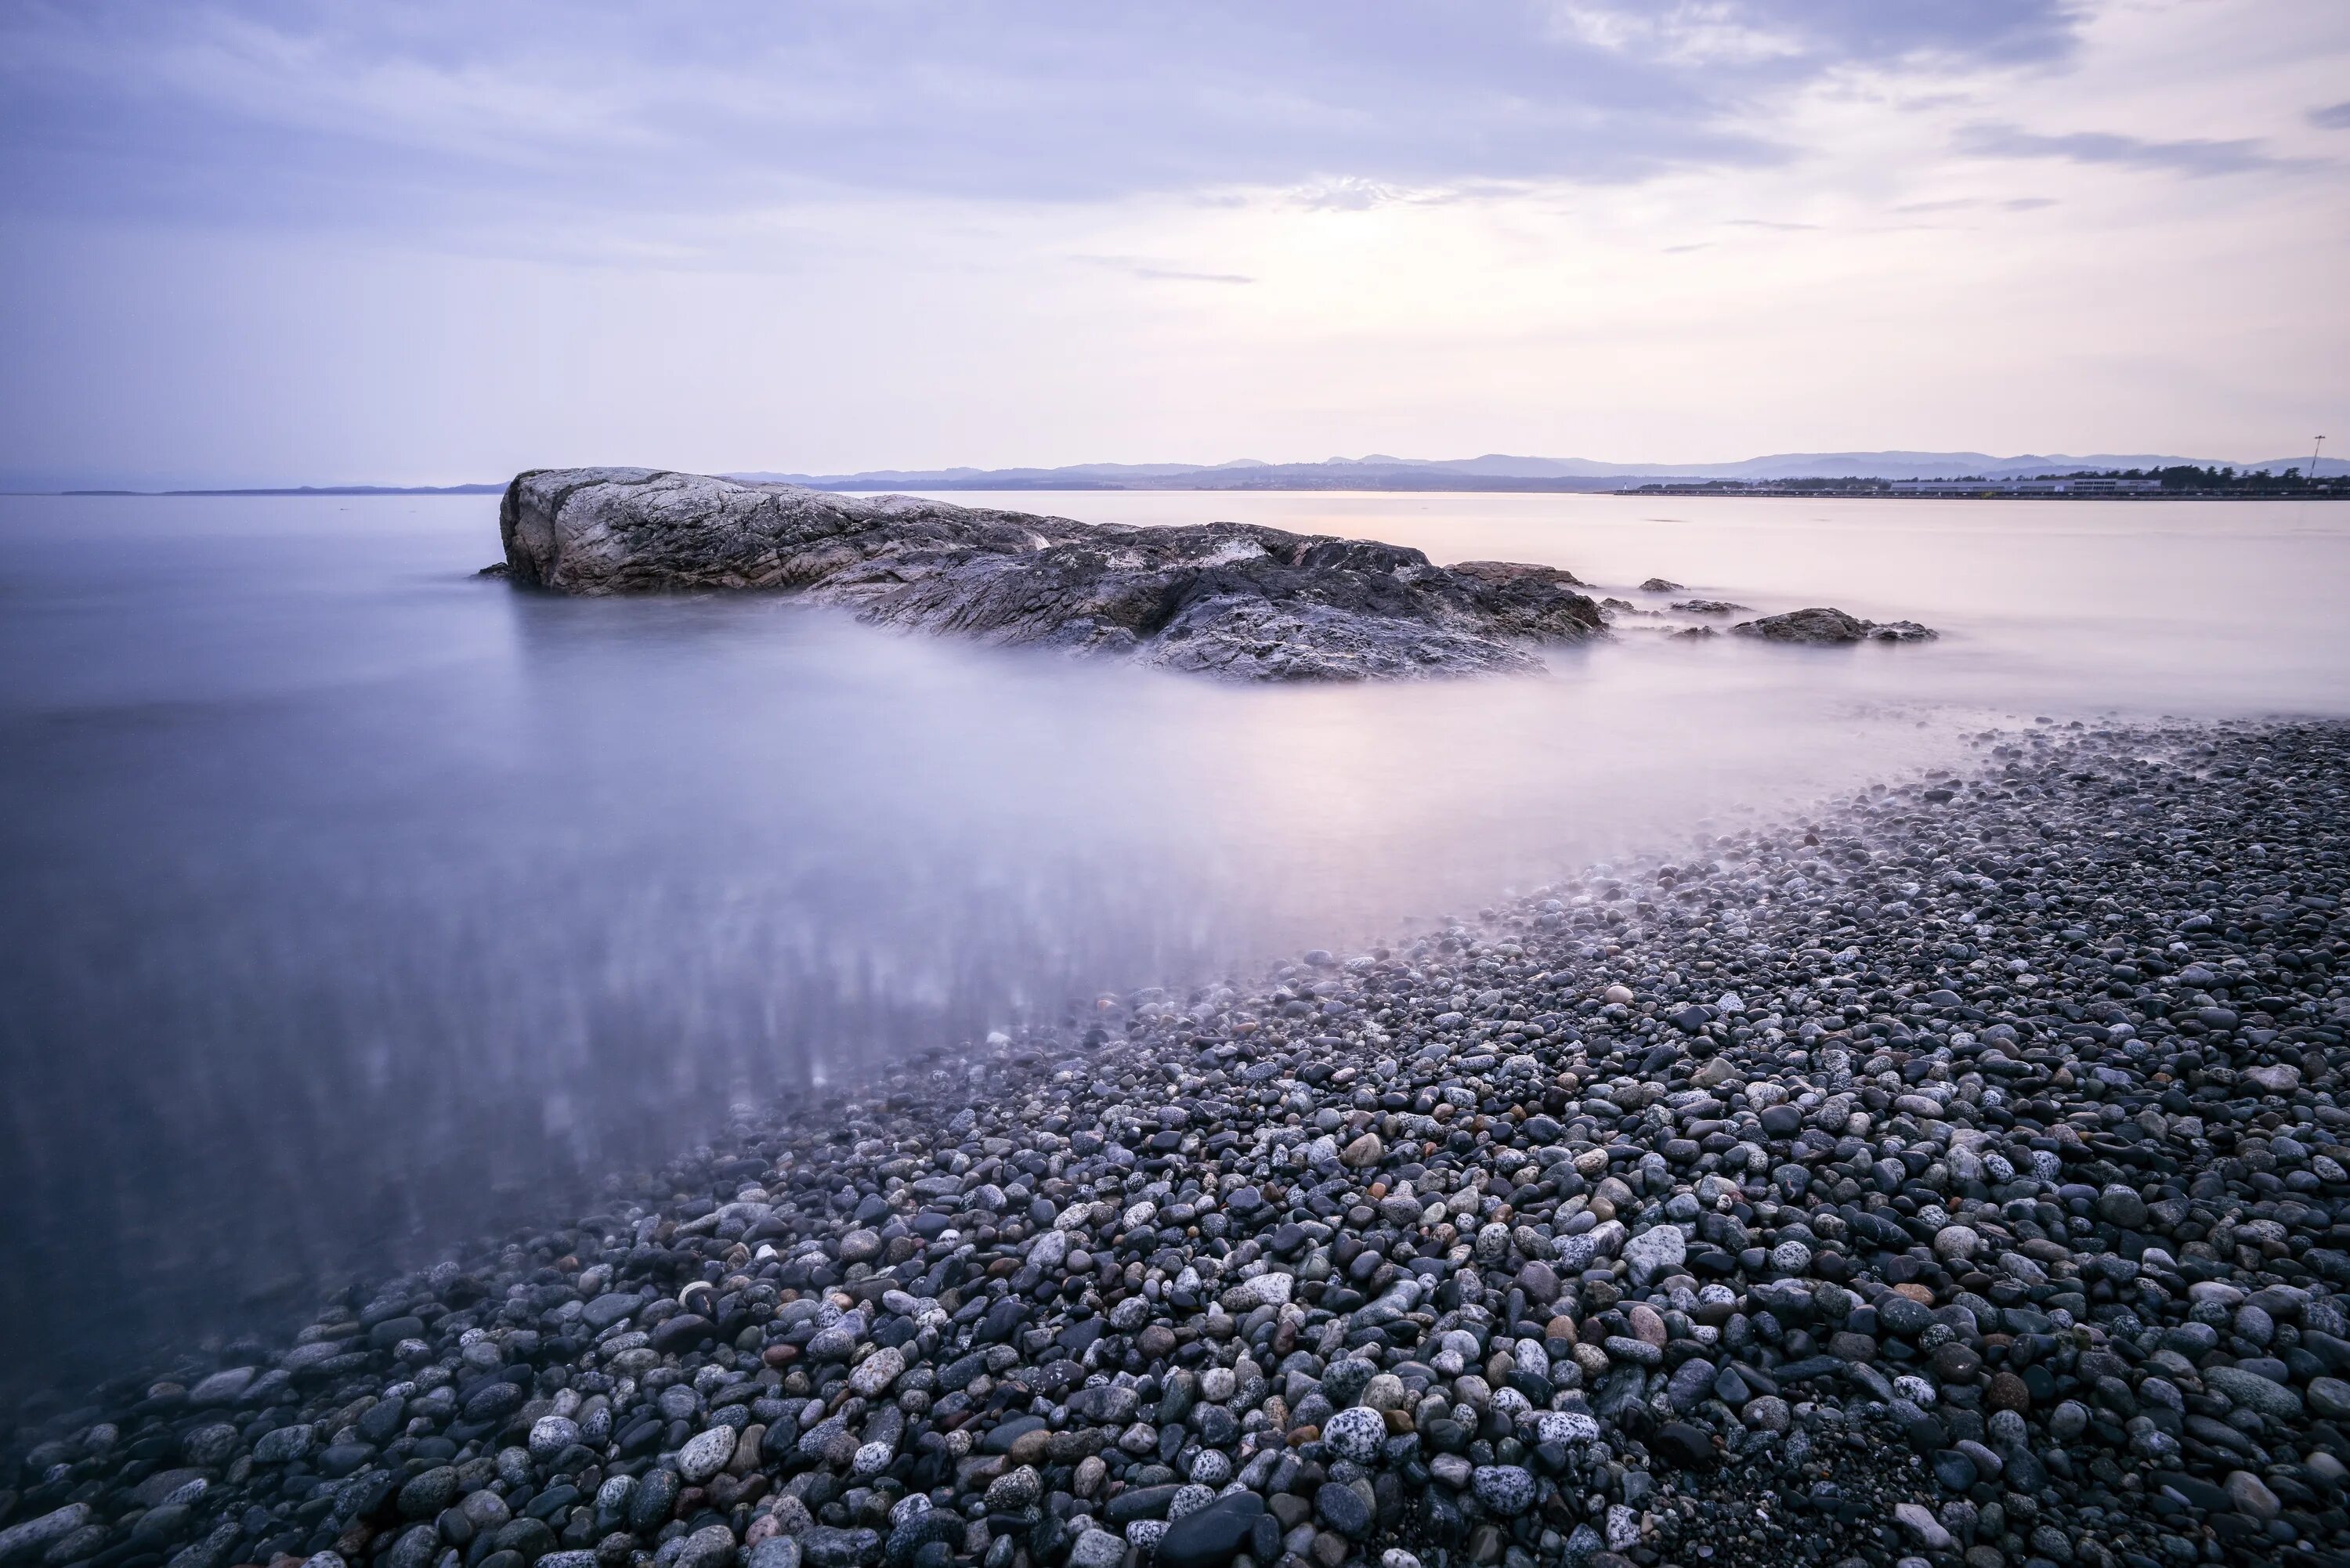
2, 486, 2344, 1414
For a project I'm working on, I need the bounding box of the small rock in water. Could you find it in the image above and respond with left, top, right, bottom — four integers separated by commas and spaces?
1731, 605, 1939, 644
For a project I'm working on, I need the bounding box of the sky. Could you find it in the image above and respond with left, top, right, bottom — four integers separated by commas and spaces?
1, 0, 2345, 489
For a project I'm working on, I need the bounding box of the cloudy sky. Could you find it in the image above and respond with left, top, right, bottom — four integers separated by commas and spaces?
2, 0, 2345, 488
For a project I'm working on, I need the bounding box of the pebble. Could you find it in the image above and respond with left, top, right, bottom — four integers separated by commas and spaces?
1470, 1465, 1535, 1516
676, 1425, 739, 1483
1319, 1406, 1386, 1464
1893, 1503, 1952, 1551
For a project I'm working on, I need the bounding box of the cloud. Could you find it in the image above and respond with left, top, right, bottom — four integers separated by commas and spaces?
1131, 269, 1253, 285
1287, 177, 1458, 212
1899, 195, 2057, 215
2312, 101, 2350, 129
1545, 2, 1806, 66
1956, 121, 2315, 177
0, 0, 2087, 249
1543, 0, 2077, 69
1078, 256, 1254, 285
1728, 218, 1822, 229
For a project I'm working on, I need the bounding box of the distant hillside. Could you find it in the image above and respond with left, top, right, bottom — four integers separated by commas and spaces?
41, 452, 2329, 497
730, 449, 2316, 492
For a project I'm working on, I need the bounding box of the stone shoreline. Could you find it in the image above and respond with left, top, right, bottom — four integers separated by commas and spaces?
5, 720, 2348, 1568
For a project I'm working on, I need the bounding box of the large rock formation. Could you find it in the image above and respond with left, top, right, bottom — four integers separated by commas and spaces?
498, 468, 1605, 680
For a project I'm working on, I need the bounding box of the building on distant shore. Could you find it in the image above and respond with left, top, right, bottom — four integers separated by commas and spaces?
1889, 476, 2163, 495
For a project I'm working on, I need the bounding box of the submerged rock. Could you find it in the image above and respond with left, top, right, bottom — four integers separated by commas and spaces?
497, 468, 1607, 681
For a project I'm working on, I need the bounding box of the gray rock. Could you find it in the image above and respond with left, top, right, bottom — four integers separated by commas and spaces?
387, 1527, 441, 1568
186, 1367, 256, 1406
1892, 1503, 1950, 1552
1665, 1359, 1716, 1413
748, 1540, 802, 1568
1166, 1485, 1214, 1523
1622, 1225, 1685, 1286
676, 1526, 739, 1568
847, 1346, 906, 1397
2096, 1184, 2148, 1228
1320, 1406, 1386, 1464
1470, 1466, 1535, 1517
180, 1423, 239, 1467
252, 1422, 316, 1463
1730, 606, 1937, 644
498, 469, 1607, 681
1313, 1483, 1372, 1538
982, 1466, 1043, 1512
165, 1522, 240, 1568
396, 1467, 460, 1519
678, 1425, 740, 1483
1066, 1383, 1141, 1424
2206, 1365, 2302, 1419
528, 1416, 580, 1462
0, 1506, 92, 1566
796, 1529, 880, 1568
580, 1292, 644, 1330
2225, 1470, 2280, 1520
2306, 1376, 2350, 1420
1536, 1411, 1601, 1446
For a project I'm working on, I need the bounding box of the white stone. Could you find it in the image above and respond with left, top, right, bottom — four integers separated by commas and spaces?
848, 1346, 906, 1397
1893, 1503, 1950, 1552
1622, 1224, 1686, 1286
676, 1425, 739, 1483
1239, 1271, 1293, 1307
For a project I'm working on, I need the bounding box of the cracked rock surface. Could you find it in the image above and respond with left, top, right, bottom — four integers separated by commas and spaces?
496, 471, 1605, 681
6, 720, 2349, 1568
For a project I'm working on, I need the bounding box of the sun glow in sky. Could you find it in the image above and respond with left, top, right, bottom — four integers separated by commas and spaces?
1, 0, 2344, 488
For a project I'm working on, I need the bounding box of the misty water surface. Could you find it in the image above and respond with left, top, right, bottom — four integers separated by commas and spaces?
1, 489, 2344, 1415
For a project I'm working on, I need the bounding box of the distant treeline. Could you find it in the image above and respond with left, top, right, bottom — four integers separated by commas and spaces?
1639, 465, 2343, 497
2128, 464, 2336, 491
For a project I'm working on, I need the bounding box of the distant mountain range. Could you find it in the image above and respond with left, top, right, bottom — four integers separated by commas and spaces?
731, 450, 2325, 491
36, 450, 2330, 497
56, 482, 508, 497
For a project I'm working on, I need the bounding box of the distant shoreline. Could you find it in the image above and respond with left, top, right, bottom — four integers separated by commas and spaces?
28, 480, 2343, 501
1615, 488, 2347, 502
50, 483, 508, 497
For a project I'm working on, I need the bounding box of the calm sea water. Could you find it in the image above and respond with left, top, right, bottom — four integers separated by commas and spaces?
2, 488, 2344, 1415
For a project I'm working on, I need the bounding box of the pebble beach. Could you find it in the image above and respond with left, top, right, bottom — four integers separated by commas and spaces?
6, 717, 2349, 1568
